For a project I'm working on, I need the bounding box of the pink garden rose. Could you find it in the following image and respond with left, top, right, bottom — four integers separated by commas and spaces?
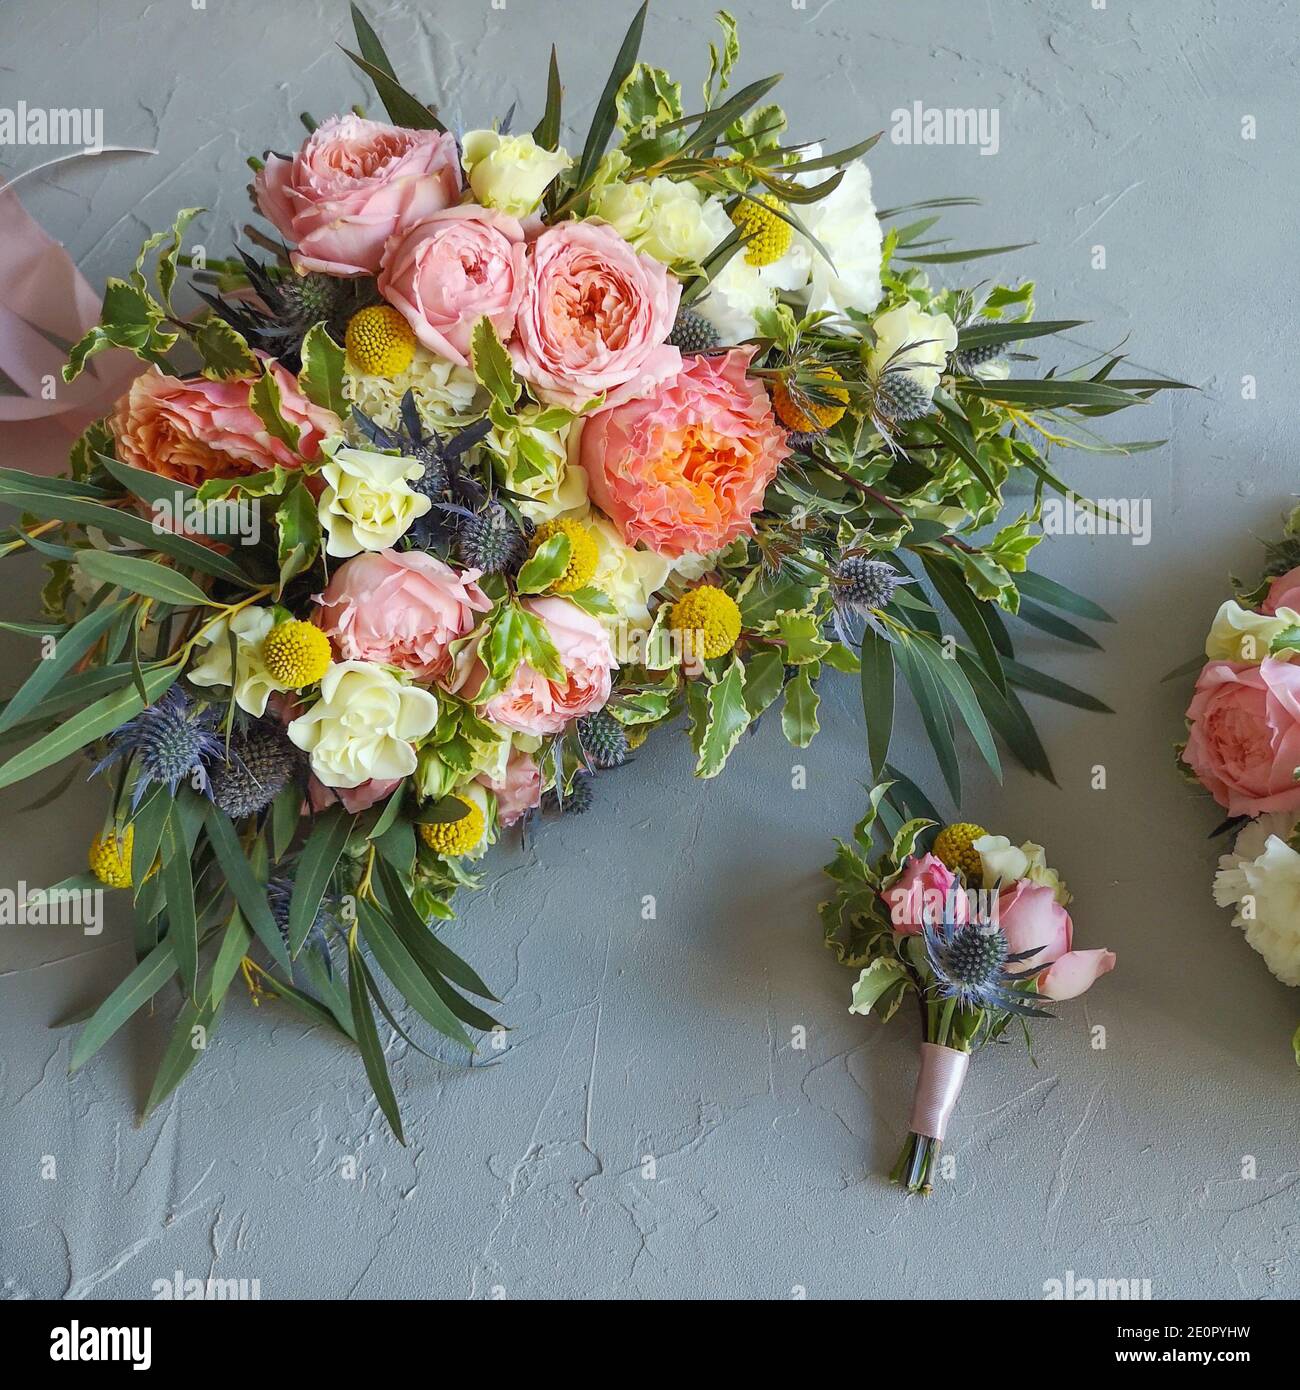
1261, 566, 1300, 616
307, 774, 401, 815
1183, 656, 1300, 816
885, 854, 969, 934
314, 549, 491, 685
111, 363, 339, 486
511, 220, 681, 411
478, 749, 542, 827
379, 205, 527, 366
477, 597, 616, 736
254, 114, 461, 276
997, 879, 1115, 1001
577, 348, 788, 557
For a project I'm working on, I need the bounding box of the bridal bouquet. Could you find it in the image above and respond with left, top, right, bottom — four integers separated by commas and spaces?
1175, 507, 1300, 1065
821, 784, 1115, 1193
0, 4, 1173, 1138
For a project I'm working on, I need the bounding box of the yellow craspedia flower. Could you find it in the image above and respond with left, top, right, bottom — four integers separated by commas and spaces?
89, 828, 134, 889
730, 194, 793, 268
530, 517, 599, 593
669, 585, 742, 661
418, 797, 486, 857
345, 304, 416, 378
933, 822, 988, 881
772, 367, 848, 434
261, 620, 332, 689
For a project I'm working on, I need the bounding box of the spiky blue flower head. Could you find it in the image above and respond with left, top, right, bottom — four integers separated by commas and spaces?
921, 902, 1053, 1018
266, 876, 335, 964
93, 686, 224, 808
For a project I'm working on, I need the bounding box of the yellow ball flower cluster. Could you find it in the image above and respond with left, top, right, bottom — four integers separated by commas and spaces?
418, 798, 486, 857
345, 305, 416, 378
88, 828, 134, 889
730, 194, 793, 267
933, 822, 988, 881
772, 367, 848, 434
530, 517, 598, 593
669, 585, 742, 661
262, 620, 332, 689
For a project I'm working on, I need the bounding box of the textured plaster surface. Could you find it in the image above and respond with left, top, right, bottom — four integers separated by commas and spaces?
1, 0, 1297, 1301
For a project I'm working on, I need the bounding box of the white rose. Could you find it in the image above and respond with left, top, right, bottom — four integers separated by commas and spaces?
461, 130, 572, 217
974, 834, 1029, 888
867, 302, 958, 402
1205, 600, 1300, 663
796, 158, 884, 318
589, 180, 653, 242
287, 661, 439, 789
1213, 819, 1300, 986
487, 422, 588, 522
317, 437, 431, 558
188, 606, 294, 717
585, 514, 672, 634
637, 180, 725, 267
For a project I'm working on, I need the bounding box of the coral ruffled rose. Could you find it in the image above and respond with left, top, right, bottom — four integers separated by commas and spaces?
378, 205, 527, 367
577, 348, 788, 557
997, 880, 1115, 1001
478, 749, 542, 826
1184, 657, 1300, 817
511, 220, 681, 411
314, 549, 492, 685
111, 365, 339, 486
470, 597, 616, 736
254, 114, 461, 276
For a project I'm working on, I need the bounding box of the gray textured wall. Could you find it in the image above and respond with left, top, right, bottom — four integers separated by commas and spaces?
2, 0, 1297, 1301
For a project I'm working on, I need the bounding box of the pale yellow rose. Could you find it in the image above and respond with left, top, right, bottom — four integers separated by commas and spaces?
461, 130, 572, 217
1205, 599, 1300, 663
317, 437, 430, 558
287, 660, 438, 788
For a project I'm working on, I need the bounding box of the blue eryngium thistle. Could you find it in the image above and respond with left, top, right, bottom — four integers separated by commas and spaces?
922, 911, 1054, 1018
93, 686, 223, 807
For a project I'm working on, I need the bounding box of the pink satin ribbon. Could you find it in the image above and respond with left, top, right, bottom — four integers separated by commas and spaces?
0, 184, 142, 463
908, 1042, 969, 1141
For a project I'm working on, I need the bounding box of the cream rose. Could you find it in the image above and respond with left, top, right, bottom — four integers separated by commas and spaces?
287, 660, 439, 789
637, 179, 727, 268
867, 302, 958, 402
586, 514, 672, 633
1205, 599, 1300, 663
461, 130, 572, 217
317, 437, 431, 558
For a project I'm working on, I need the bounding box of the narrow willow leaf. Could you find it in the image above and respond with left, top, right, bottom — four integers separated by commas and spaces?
339, 46, 444, 131
375, 857, 498, 1002
350, 2, 397, 78
1002, 656, 1112, 713
533, 46, 562, 150
75, 551, 211, 607
200, 802, 291, 973
0, 598, 126, 734
69, 939, 176, 1072
575, 1, 648, 188
142, 993, 222, 1119
1160, 652, 1204, 684
1013, 597, 1102, 650
900, 242, 1032, 265
207, 910, 252, 1011
270, 782, 299, 861
956, 651, 1056, 783
956, 318, 1086, 350
288, 807, 351, 957
1015, 569, 1115, 623
920, 554, 1007, 692
97, 453, 198, 512
0, 663, 179, 791
130, 784, 170, 895
160, 802, 198, 998
358, 900, 472, 1049
895, 637, 960, 804
859, 625, 894, 778
913, 635, 1002, 780
347, 932, 406, 1145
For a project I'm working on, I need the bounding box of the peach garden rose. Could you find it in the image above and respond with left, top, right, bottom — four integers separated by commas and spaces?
254, 114, 462, 277
378, 205, 527, 367
510, 219, 681, 411
314, 549, 492, 685
577, 347, 788, 558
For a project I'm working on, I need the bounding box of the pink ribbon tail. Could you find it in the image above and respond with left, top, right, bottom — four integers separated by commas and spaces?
907, 1042, 969, 1141
0, 184, 143, 468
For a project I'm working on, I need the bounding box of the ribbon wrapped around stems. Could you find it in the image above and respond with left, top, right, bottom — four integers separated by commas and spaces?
908, 1042, 970, 1140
